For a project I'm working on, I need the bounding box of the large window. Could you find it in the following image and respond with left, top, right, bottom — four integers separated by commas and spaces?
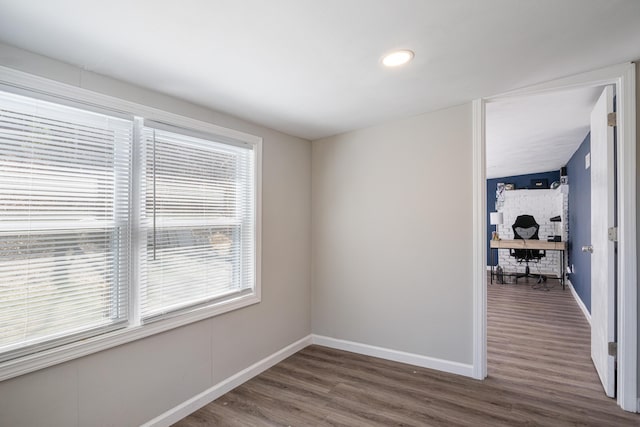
139, 123, 255, 320
0, 92, 132, 361
0, 86, 259, 367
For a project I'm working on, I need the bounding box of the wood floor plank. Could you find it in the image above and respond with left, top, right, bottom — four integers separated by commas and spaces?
174, 279, 639, 426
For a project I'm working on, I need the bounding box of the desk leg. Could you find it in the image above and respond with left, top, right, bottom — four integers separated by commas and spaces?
490, 247, 494, 285
561, 250, 565, 290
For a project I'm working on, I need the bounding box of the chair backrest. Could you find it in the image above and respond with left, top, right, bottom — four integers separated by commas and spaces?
511, 214, 543, 261
512, 214, 539, 240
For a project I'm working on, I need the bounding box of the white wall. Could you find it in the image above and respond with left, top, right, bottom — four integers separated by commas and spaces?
0, 44, 312, 427
312, 104, 474, 364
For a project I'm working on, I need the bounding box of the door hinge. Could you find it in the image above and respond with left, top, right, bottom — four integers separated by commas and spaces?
608, 227, 618, 242
608, 341, 617, 358
608, 112, 617, 127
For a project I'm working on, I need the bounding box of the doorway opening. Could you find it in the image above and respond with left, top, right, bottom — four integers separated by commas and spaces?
485, 84, 612, 399
471, 63, 637, 412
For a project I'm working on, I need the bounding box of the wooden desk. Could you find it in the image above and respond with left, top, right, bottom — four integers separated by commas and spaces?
490, 239, 567, 288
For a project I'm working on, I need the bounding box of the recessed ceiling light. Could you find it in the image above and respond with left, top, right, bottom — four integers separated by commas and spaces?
382, 50, 414, 67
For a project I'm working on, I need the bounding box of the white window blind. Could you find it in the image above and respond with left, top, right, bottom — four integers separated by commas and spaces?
0, 91, 132, 360
139, 124, 255, 320
0, 78, 259, 372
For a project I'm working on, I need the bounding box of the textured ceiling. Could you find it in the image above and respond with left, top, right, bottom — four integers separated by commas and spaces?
486, 86, 604, 179
0, 0, 640, 139
0, 0, 638, 145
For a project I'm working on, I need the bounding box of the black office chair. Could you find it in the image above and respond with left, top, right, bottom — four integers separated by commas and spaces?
510, 214, 546, 283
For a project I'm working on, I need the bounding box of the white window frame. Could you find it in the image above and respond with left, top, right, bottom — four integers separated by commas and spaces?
0, 66, 262, 381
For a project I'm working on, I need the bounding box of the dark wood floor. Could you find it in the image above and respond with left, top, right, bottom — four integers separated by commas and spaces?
174, 279, 639, 426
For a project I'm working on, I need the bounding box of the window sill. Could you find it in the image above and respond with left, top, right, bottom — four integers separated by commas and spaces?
0, 292, 260, 382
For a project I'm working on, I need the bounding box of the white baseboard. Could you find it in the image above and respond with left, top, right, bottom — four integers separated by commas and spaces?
567, 279, 591, 326
311, 334, 474, 378
141, 334, 313, 427
143, 333, 476, 426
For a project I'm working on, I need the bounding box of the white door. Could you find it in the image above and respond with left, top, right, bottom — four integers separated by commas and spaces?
589, 85, 616, 397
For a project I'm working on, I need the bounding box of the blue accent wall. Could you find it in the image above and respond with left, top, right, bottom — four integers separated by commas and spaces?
486, 170, 560, 266
567, 134, 591, 312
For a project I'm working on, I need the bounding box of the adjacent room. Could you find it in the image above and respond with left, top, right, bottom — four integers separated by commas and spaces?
0, 1, 639, 426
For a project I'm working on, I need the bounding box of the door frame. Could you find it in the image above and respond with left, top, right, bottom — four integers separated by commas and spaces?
471, 62, 637, 412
